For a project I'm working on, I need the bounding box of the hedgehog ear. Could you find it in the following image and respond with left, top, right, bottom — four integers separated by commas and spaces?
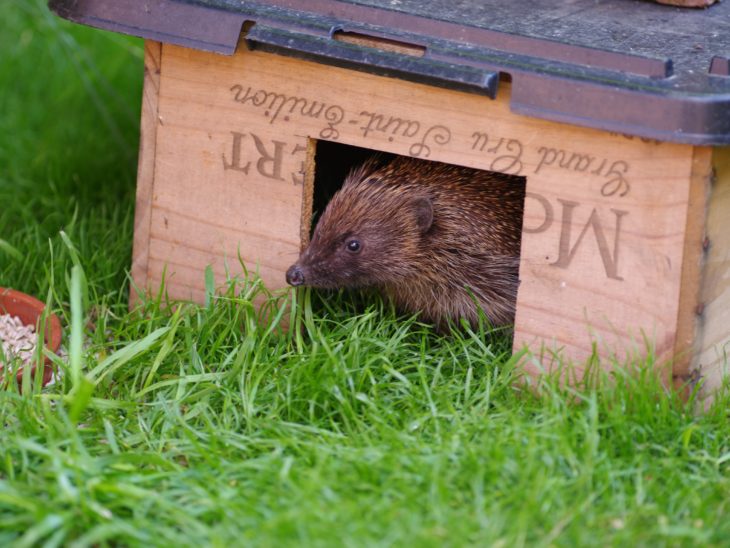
411, 197, 433, 234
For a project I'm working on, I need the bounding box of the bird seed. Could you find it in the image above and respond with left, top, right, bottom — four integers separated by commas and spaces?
0, 313, 37, 368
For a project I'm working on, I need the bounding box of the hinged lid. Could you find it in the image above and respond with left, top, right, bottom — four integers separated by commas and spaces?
49, 0, 730, 144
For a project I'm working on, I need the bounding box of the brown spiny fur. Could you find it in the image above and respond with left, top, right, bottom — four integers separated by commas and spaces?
287, 155, 525, 329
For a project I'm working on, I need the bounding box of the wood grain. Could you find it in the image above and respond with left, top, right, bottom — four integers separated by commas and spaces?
136, 42, 703, 380
130, 40, 162, 305
693, 147, 730, 407
671, 146, 712, 394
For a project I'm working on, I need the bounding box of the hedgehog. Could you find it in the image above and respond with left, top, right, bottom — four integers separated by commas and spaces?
285, 155, 525, 330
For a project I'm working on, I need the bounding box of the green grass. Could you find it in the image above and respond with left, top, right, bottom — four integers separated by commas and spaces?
2, 1, 730, 546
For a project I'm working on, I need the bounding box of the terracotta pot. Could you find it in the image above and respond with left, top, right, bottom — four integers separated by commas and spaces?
0, 287, 62, 387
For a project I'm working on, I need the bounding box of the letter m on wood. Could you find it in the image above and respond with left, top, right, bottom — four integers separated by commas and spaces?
551, 199, 628, 281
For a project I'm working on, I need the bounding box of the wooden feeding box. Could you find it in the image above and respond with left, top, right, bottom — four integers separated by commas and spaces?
51, 0, 730, 402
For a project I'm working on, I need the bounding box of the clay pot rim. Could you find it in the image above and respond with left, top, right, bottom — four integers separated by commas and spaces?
0, 286, 63, 361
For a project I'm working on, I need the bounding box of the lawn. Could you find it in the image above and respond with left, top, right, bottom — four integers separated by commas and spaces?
2, 1, 730, 546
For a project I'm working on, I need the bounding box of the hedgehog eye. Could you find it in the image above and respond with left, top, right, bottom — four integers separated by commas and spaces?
345, 239, 362, 253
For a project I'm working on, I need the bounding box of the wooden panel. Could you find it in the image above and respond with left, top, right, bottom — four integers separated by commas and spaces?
143, 44, 308, 302
130, 40, 162, 304
672, 146, 712, 394
143, 42, 699, 374
693, 146, 730, 408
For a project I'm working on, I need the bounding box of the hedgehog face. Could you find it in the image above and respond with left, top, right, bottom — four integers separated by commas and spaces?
285, 181, 433, 290
285, 226, 381, 289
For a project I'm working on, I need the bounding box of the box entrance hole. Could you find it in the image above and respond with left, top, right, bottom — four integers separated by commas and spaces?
310, 141, 396, 234
306, 140, 527, 331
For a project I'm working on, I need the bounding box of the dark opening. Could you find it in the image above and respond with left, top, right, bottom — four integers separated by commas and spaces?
332, 30, 427, 58
311, 141, 397, 234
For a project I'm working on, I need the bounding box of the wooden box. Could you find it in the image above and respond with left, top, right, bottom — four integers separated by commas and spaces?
51, 0, 730, 403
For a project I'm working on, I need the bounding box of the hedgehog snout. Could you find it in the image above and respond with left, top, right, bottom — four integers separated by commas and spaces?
286, 264, 306, 286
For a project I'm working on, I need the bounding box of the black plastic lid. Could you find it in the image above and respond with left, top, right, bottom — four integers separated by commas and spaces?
49, 0, 730, 145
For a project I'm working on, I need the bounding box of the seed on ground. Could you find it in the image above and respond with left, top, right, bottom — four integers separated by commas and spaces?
0, 313, 37, 367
